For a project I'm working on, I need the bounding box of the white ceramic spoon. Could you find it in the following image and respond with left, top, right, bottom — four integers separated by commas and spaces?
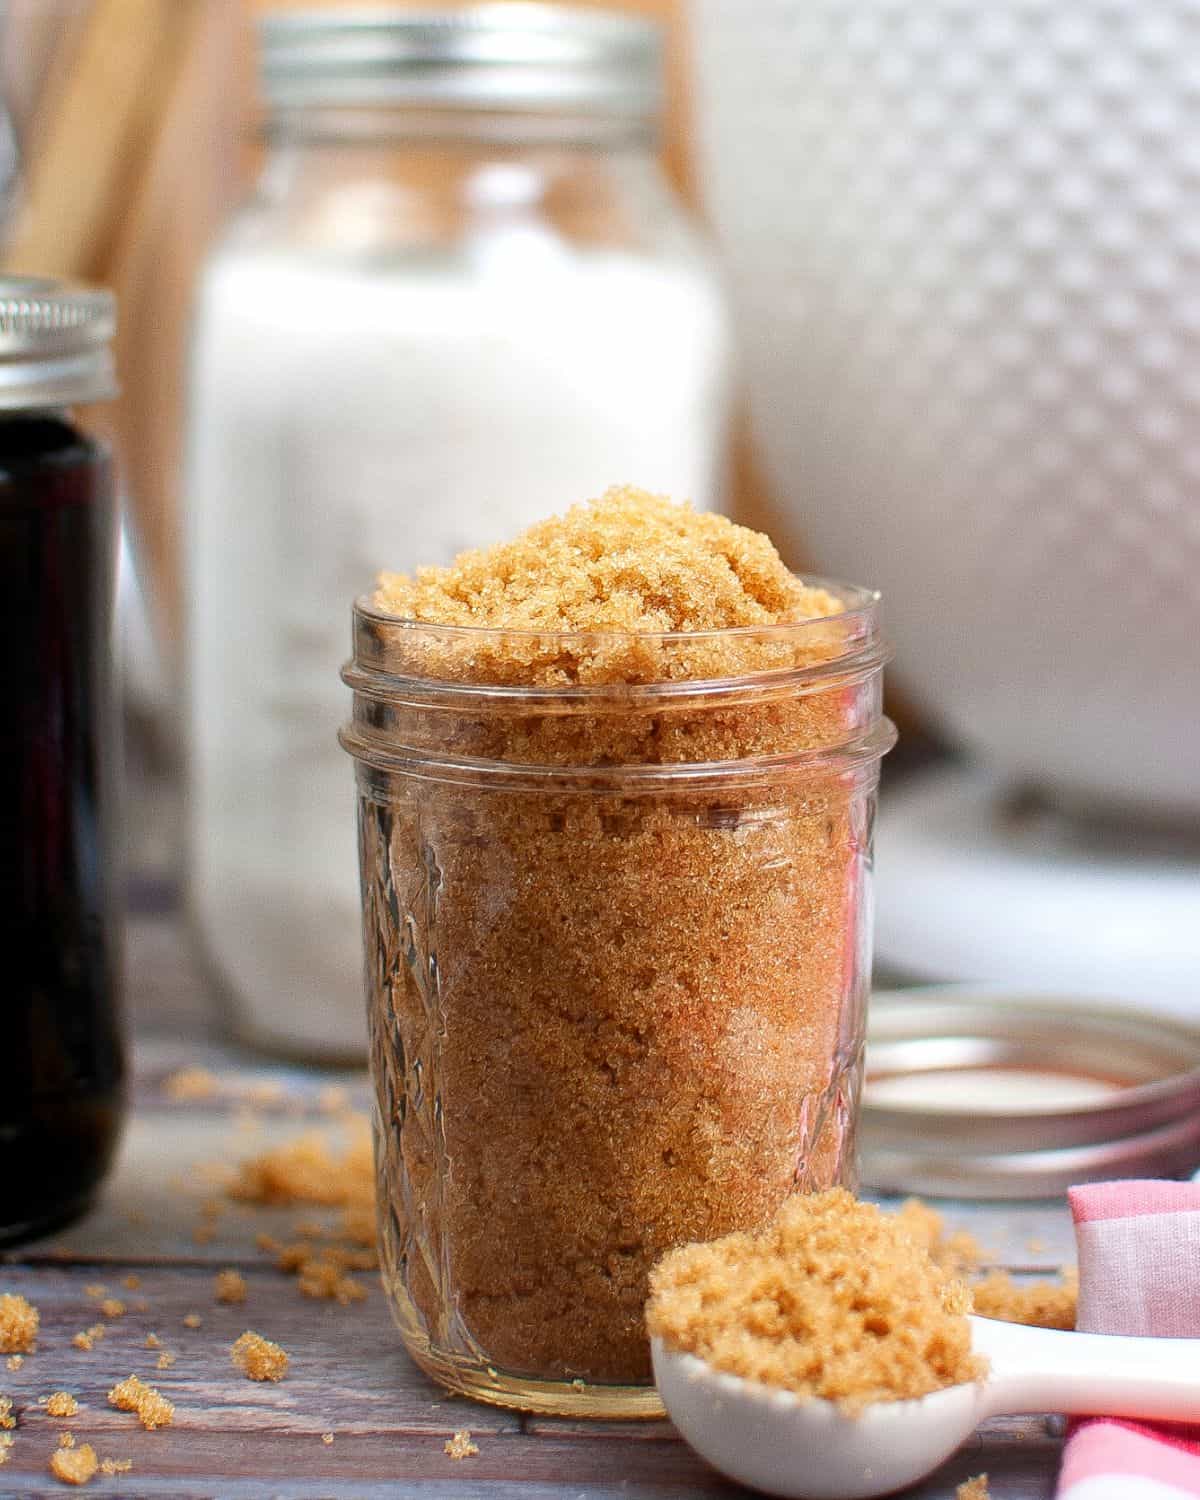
653, 1315, 1200, 1500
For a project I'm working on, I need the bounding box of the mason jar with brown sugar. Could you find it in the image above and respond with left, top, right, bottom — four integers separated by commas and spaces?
340, 495, 894, 1417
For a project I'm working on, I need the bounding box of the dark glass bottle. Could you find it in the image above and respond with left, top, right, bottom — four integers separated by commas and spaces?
0, 279, 125, 1244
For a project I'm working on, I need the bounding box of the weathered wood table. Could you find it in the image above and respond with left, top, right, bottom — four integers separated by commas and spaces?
1, 917, 1073, 1499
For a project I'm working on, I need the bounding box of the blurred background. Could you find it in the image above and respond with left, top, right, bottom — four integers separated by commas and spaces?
4, 0, 1198, 1060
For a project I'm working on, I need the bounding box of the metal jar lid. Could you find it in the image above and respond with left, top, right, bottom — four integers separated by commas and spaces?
259, 4, 662, 123
0, 276, 117, 411
861, 988, 1200, 1199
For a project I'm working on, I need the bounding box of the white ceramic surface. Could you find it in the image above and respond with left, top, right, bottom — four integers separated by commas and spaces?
874, 766, 1200, 1007
691, 0, 1200, 816
654, 1316, 1200, 1499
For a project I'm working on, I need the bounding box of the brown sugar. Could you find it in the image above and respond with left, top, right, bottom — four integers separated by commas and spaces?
233, 1124, 379, 1302
893, 1198, 986, 1277
374, 486, 844, 687
107, 1375, 174, 1431
231, 1331, 288, 1382
44, 1392, 79, 1417
0, 1431, 11, 1464
0, 1294, 39, 1353
0, 1396, 13, 1429
182, 1313, 202, 1330
958, 1477, 990, 1500
99, 1458, 132, 1475
891, 1199, 1077, 1331
444, 1430, 478, 1461
163, 1067, 220, 1101
971, 1269, 1077, 1331
49, 1442, 98, 1485
5, 1355, 22, 1372
214, 1269, 247, 1305
98, 1299, 125, 1320
360, 489, 885, 1387
231, 1123, 373, 1211
646, 1190, 985, 1413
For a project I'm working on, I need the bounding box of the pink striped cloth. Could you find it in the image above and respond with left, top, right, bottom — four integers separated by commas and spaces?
1057, 1181, 1200, 1500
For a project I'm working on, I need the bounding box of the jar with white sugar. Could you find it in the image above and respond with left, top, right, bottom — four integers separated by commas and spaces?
182, 5, 732, 1060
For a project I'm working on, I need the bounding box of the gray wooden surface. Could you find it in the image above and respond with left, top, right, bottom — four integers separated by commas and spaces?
0, 917, 1067, 1498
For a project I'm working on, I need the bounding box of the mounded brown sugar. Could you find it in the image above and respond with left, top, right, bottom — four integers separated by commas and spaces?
646, 1190, 985, 1412
361, 490, 880, 1387
0, 1294, 39, 1353
43, 1392, 79, 1418
374, 485, 844, 686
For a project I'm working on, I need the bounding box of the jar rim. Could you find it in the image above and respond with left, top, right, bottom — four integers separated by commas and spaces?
346, 576, 886, 708
354, 574, 880, 650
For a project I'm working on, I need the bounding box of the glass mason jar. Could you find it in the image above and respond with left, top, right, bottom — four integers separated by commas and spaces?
184, 6, 732, 1062
0, 277, 126, 1244
341, 588, 894, 1416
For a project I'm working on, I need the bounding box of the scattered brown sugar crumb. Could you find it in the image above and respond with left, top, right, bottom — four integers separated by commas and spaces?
971, 1269, 1078, 1331
0, 1293, 39, 1353
647, 1189, 985, 1413
44, 1392, 79, 1418
59, 1432, 75, 1448
107, 1375, 174, 1431
321, 1432, 334, 1445
155, 1351, 176, 1372
50, 1441, 98, 1485
958, 1477, 990, 1500
444, 1430, 478, 1461
231, 1331, 288, 1382
891, 1199, 1076, 1330
296, 1259, 366, 1305
144, 1333, 161, 1350
0, 1431, 12, 1463
122, 1274, 141, 1291
83, 1285, 105, 1299
5, 1356, 21, 1372
99, 1458, 132, 1475
230, 1121, 372, 1209
893, 1198, 985, 1277
98, 1299, 125, 1320
163, 1066, 219, 1101
0, 1396, 13, 1428
214, 1269, 247, 1304
182, 1313, 202, 1330
230, 1123, 378, 1306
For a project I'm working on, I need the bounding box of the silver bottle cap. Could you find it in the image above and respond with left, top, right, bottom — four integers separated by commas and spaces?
260, 4, 662, 125
0, 276, 117, 411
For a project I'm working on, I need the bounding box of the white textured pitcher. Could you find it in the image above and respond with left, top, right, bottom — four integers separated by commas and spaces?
692, 0, 1200, 816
